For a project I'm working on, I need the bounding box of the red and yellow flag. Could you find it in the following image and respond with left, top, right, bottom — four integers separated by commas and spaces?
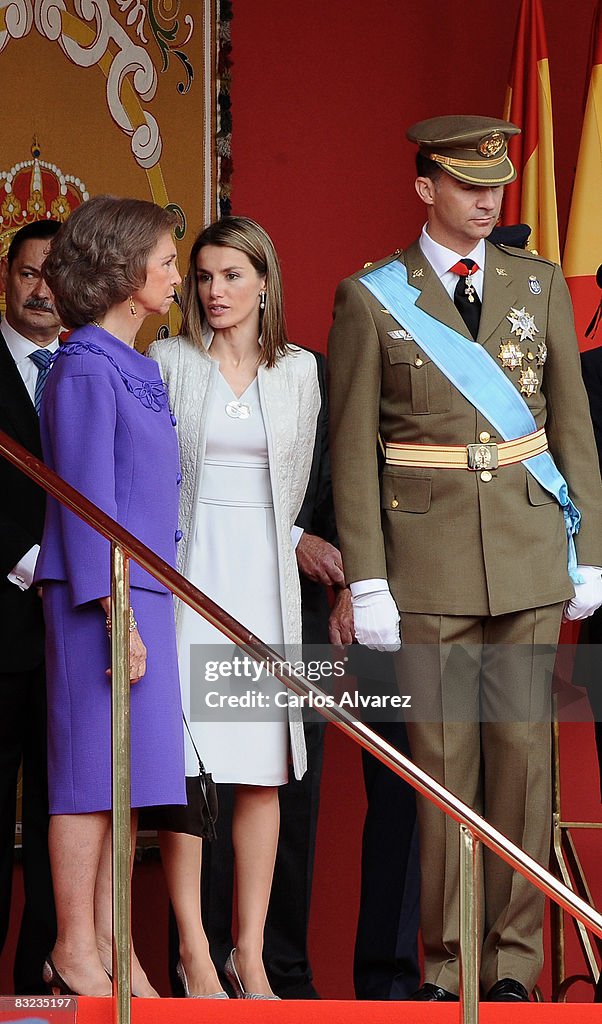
502, 0, 560, 263
563, 2, 602, 353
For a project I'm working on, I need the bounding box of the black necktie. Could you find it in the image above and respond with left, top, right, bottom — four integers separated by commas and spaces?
28, 348, 53, 415
451, 258, 481, 340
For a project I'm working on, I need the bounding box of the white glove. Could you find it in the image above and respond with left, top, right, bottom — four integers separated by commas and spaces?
350, 581, 401, 651
563, 565, 602, 621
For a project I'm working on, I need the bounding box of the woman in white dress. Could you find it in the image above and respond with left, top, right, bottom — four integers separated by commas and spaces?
148, 218, 320, 998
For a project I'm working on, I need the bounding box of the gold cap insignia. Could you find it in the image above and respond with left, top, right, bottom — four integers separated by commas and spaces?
478, 131, 505, 158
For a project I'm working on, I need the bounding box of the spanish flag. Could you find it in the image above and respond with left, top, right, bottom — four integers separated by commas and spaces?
563, 2, 602, 353
502, 0, 560, 263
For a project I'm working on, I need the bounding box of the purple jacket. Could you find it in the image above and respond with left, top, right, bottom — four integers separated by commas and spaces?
35, 324, 182, 606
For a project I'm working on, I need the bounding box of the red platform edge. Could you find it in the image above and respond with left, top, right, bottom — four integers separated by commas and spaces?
67, 997, 602, 1024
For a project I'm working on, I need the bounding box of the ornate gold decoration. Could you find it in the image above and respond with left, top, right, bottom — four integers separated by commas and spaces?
518, 366, 539, 396
498, 340, 524, 370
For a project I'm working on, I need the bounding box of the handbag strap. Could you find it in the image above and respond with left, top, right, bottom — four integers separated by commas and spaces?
182, 712, 208, 774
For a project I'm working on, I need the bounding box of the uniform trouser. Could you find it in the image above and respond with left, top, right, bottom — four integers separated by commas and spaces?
354, 720, 420, 1000
398, 604, 563, 995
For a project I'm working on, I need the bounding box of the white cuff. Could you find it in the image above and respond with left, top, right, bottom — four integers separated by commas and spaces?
7, 544, 40, 591
350, 578, 389, 598
291, 525, 304, 550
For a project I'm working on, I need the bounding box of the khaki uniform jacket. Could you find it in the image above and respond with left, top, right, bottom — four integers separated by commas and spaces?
328, 240, 602, 617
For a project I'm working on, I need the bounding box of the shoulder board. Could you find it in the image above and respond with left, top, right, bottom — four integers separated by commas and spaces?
356, 249, 404, 279
491, 242, 556, 268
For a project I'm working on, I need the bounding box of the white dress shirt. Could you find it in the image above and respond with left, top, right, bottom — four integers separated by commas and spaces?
2, 319, 59, 590
419, 225, 485, 302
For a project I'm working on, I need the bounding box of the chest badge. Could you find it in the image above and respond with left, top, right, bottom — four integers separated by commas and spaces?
536, 341, 547, 366
507, 306, 539, 343
518, 366, 540, 396
529, 275, 542, 295
412, 268, 424, 279
498, 340, 524, 369
388, 328, 414, 340
496, 267, 508, 276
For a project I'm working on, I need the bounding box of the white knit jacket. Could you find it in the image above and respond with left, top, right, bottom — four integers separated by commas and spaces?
147, 334, 320, 779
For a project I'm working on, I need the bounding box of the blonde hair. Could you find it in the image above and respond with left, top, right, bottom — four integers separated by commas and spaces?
180, 216, 288, 367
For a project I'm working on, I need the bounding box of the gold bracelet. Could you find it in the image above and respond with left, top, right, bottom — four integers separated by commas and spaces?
105, 608, 137, 637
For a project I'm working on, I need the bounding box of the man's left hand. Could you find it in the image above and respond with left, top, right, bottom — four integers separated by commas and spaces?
563, 564, 602, 621
296, 532, 345, 587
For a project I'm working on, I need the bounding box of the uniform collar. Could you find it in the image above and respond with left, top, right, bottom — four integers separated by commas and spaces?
419, 225, 485, 280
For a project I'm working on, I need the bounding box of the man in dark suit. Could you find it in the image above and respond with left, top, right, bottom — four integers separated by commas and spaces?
0, 219, 61, 993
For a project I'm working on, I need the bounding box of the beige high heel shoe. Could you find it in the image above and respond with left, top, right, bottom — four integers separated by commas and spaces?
176, 959, 228, 999
224, 948, 280, 1000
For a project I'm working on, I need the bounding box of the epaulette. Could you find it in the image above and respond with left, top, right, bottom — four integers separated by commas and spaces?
359, 248, 404, 275
490, 242, 556, 268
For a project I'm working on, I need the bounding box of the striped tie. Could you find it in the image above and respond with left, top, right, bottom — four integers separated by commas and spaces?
29, 348, 53, 415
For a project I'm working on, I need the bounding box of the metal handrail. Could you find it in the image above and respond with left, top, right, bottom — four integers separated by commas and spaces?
3, 426, 602, 1023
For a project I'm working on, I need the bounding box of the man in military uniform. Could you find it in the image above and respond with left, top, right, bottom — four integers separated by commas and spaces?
328, 115, 602, 1002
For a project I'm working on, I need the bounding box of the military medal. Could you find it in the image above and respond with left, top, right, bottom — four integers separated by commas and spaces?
518, 366, 539, 396
498, 340, 524, 369
506, 306, 539, 343
529, 275, 542, 295
536, 341, 547, 366
464, 268, 477, 303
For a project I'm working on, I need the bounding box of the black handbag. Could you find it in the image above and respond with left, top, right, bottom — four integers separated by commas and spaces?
184, 716, 218, 842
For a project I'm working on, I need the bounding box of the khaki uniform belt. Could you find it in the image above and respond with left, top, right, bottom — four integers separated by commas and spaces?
385, 427, 548, 471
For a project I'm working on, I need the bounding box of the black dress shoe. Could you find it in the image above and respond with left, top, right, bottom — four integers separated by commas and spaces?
486, 978, 529, 1001
412, 982, 459, 1001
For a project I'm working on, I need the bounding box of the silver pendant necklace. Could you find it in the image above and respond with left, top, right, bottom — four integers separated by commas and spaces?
225, 399, 252, 419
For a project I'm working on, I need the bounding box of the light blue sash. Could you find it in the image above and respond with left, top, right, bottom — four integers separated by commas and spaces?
361, 259, 582, 583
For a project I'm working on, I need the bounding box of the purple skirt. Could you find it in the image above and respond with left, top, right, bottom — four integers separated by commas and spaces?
44, 582, 186, 814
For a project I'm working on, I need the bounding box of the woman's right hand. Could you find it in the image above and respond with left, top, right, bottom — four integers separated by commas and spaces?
101, 597, 147, 684
128, 627, 147, 684
105, 628, 147, 685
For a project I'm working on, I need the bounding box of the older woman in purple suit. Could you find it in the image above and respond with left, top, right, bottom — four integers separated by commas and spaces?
35, 196, 185, 997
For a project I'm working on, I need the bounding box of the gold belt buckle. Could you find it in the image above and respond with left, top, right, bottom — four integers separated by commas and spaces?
467, 442, 498, 471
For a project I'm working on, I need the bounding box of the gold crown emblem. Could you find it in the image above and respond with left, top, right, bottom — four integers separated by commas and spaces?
477, 131, 505, 158
0, 139, 88, 261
